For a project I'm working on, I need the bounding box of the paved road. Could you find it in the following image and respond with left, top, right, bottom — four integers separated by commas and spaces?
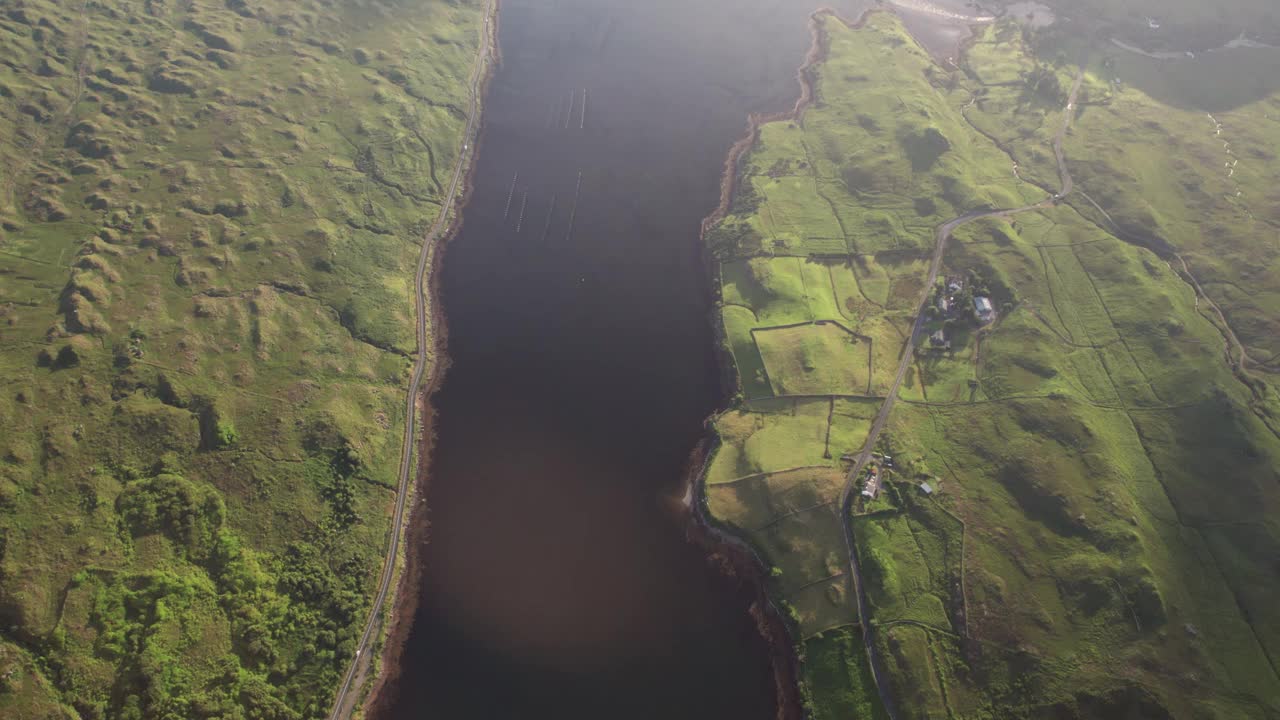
835, 67, 1084, 719
327, 6, 495, 719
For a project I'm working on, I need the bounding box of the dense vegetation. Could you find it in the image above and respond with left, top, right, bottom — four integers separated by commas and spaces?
0, 0, 484, 716
705, 7, 1280, 719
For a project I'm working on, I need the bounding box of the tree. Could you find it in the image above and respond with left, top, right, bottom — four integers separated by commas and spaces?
215, 420, 239, 448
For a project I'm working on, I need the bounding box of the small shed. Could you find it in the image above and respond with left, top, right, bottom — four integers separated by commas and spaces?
919, 482, 935, 495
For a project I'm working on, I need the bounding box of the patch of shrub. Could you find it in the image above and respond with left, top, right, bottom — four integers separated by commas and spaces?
117, 473, 226, 557
901, 126, 951, 172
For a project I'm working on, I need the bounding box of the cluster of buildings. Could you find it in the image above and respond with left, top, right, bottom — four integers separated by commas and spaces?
928, 276, 996, 350
849, 453, 940, 504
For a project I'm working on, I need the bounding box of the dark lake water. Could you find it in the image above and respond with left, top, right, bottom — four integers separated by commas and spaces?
381, 1, 869, 718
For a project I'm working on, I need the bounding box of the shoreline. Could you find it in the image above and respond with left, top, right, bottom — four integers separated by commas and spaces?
1109, 33, 1279, 60
693, 5, 993, 716
700, 8, 861, 239
360, 59, 495, 715
691, 8, 874, 720
885, 0, 995, 23
362, 5, 502, 715
332, 2, 503, 717
678, 440, 806, 720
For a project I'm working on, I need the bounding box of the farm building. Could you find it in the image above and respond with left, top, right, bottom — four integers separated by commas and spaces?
974, 296, 995, 323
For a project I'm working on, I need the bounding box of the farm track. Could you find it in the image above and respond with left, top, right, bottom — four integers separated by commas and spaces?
834, 67, 1085, 719
327, 4, 495, 718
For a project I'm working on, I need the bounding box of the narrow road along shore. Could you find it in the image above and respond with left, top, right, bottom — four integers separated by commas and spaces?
328, 4, 496, 718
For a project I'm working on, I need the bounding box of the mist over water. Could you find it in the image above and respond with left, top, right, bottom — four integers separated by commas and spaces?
382, 1, 870, 718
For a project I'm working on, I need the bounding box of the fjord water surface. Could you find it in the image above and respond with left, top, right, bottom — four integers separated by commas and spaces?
383, 1, 867, 718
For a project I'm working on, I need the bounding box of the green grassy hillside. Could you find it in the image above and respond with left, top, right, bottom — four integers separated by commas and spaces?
0, 0, 484, 716
705, 10, 1280, 719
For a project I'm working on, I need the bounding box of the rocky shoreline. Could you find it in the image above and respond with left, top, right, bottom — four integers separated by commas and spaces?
678, 440, 806, 720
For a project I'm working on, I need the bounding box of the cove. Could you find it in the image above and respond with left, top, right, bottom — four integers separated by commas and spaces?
379, 1, 870, 718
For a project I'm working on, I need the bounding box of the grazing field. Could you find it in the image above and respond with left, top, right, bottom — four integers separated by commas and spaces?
708, 467, 853, 632
705, 7, 1280, 719
0, 0, 485, 716
803, 626, 890, 720
755, 323, 871, 396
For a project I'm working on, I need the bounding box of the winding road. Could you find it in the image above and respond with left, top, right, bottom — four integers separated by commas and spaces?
327, 5, 495, 719
836, 68, 1084, 719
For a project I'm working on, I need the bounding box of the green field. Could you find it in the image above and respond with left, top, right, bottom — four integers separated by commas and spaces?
709, 466, 854, 632
0, 0, 484, 716
705, 7, 1280, 718
803, 626, 890, 720
755, 323, 871, 396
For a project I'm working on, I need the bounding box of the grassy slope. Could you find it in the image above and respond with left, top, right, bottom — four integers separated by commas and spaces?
706, 10, 1280, 720
708, 11, 1025, 717
0, 0, 482, 717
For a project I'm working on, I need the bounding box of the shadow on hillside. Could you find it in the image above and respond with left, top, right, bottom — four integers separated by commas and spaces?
1110, 47, 1280, 112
